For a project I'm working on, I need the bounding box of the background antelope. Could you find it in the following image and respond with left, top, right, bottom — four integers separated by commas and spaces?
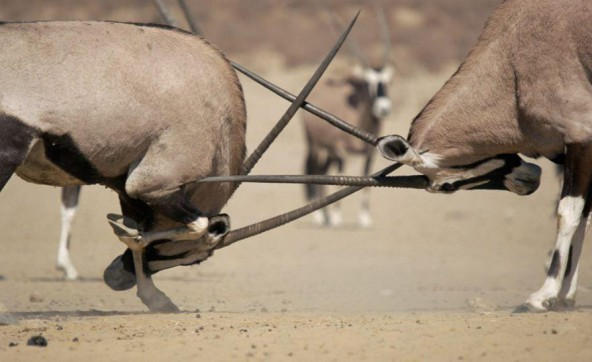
376, 0, 592, 312
303, 7, 394, 227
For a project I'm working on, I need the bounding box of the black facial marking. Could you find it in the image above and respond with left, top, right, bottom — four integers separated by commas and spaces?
42, 133, 103, 184
549, 153, 566, 165
151, 191, 203, 224
451, 154, 539, 193
0, 114, 37, 189
377, 82, 387, 98
547, 250, 560, 278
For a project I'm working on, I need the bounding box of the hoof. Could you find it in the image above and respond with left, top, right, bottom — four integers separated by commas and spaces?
138, 291, 180, 313
328, 210, 343, 227
312, 210, 328, 226
553, 298, 576, 311
358, 212, 373, 228
56, 264, 79, 280
514, 297, 556, 313
103, 251, 136, 291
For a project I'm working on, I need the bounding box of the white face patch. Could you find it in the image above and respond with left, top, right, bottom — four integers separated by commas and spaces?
362, 67, 393, 97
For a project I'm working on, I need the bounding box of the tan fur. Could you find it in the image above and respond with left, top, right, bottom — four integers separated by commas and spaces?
0, 21, 246, 220
407, 0, 592, 167
303, 77, 378, 159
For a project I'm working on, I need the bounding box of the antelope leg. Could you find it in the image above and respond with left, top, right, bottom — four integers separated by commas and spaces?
132, 249, 179, 313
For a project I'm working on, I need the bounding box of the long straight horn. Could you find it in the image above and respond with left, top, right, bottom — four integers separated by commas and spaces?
160, 1, 376, 146
153, 0, 179, 28
199, 173, 428, 189
217, 163, 403, 248
230, 62, 378, 146
240, 11, 360, 177
316, 3, 369, 67
374, 4, 391, 67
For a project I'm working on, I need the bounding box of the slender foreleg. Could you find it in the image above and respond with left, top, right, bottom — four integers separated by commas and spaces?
524, 144, 592, 311
326, 155, 345, 227
305, 147, 332, 226
358, 150, 375, 228
132, 249, 179, 313
556, 198, 592, 308
56, 185, 81, 280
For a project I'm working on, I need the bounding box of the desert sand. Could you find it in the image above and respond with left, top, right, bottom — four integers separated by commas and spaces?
1, 64, 591, 361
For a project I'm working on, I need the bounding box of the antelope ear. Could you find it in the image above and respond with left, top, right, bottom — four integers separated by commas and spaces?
377, 135, 422, 166
208, 214, 230, 239
378, 135, 409, 160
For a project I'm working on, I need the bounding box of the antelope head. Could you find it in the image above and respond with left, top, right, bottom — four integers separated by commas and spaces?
377, 135, 541, 196
325, 5, 395, 121
348, 63, 394, 119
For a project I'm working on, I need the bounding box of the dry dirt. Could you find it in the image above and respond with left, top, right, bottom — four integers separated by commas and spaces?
1, 62, 592, 361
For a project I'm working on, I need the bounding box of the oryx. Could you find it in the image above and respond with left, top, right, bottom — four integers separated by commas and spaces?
303, 7, 394, 227
0, 15, 358, 312
205, 0, 592, 312
375, 0, 592, 311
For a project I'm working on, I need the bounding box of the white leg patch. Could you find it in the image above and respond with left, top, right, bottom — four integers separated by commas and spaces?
57, 205, 78, 280
525, 196, 585, 311
312, 210, 327, 226
328, 206, 343, 227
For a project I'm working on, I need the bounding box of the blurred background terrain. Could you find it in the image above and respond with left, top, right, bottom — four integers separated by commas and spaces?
1, 0, 500, 72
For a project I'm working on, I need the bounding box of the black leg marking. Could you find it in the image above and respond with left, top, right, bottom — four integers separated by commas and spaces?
564, 245, 574, 278
0, 114, 37, 190
547, 250, 561, 278
61, 185, 81, 209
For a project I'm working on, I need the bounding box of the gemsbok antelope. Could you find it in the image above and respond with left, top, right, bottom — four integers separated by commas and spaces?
303, 8, 394, 227
375, 0, 592, 312
0, 15, 357, 312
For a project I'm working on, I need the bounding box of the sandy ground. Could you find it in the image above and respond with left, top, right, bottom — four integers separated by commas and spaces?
1, 65, 592, 361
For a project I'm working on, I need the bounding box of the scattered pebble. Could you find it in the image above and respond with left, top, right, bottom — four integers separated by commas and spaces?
72, 337, 79, 342
56, 325, 63, 331
466, 297, 496, 313
9, 342, 18, 347
29, 293, 44, 303
195, 313, 201, 319
551, 329, 558, 335
27, 335, 47, 347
